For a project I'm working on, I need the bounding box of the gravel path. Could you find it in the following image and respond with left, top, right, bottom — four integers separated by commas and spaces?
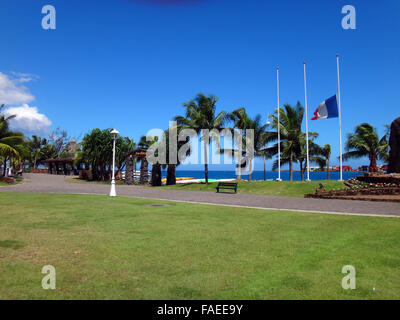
1, 173, 400, 218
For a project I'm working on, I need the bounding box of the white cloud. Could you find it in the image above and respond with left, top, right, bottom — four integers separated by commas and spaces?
3, 104, 52, 133
0, 72, 35, 105
0, 71, 52, 134
9, 72, 39, 84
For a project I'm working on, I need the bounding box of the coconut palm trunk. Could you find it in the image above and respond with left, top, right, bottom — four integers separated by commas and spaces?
140, 159, 149, 184
326, 158, 330, 180
289, 154, 294, 181
237, 152, 242, 180
151, 163, 162, 186
300, 160, 304, 181
2, 157, 8, 177
203, 132, 209, 184
248, 158, 252, 181
369, 152, 378, 172
166, 164, 176, 185
263, 155, 266, 181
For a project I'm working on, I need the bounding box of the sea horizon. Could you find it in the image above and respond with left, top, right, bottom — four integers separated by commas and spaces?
161, 170, 363, 181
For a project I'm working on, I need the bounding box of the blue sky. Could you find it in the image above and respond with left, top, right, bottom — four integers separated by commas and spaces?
0, 0, 399, 170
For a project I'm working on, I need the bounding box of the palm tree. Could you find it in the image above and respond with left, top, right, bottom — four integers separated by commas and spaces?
316, 144, 332, 180
138, 135, 160, 186
296, 134, 320, 181
247, 114, 268, 181
259, 149, 272, 180
380, 124, 390, 163
161, 126, 190, 185
175, 94, 229, 184
343, 123, 388, 172
28, 135, 48, 169
268, 102, 311, 181
0, 105, 24, 176
222, 110, 269, 181
115, 137, 135, 178
229, 108, 250, 180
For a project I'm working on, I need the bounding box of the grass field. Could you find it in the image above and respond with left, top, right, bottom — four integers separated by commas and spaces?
160, 180, 345, 198
1, 193, 399, 299
67, 178, 345, 198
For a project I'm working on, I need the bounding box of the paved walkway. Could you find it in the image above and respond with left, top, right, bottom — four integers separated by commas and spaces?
1, 174, 400, 218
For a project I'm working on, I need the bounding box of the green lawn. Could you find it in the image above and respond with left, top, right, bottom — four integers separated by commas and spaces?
0, 193, 399, 299
160, 180, 345, 197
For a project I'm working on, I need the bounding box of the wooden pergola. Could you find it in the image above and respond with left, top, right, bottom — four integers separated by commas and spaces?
45, 158, 77, 175
125, 149, 147, 159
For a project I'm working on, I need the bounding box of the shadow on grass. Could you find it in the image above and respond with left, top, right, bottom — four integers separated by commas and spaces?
0, 240, 25, 250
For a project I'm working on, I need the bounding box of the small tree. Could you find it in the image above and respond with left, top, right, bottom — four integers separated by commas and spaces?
268, 102, 314, 181
175, 94, 229, 184
343, 123, 388, 172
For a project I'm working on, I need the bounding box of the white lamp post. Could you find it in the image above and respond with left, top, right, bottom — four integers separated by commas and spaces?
110, 129, 119, 197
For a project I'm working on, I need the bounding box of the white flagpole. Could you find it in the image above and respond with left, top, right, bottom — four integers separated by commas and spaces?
303, 62, 311, 182
336, 54, 343, 181
277, 67, 281, 181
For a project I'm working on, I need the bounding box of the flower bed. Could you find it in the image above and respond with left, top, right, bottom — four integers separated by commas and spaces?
0, 177, 16, 184
305, 185, 400, 202
345, 178, 400, 190
354, 172, 400, 184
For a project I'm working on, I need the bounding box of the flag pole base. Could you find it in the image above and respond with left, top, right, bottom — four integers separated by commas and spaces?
109, 179, 117, 197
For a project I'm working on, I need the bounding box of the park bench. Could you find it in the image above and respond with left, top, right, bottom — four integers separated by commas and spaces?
216, 182, 238, 194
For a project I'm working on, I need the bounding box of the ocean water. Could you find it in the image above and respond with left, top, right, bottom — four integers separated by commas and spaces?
162, 170, 363, 181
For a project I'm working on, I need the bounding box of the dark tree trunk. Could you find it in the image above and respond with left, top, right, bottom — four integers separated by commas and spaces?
248, 159, 253, 181
151, 163, 162, 186
203, 137, 209, 184
327, 158, 330, 180
263, 156, 266, 181
204, 163, 209, 184
237, 152, 242, 180
2, 157, 8, 177
91, 162, 99, 181
369, 152, 378, 172
125, 156, 135, 185
140, 159, 149, 185
289, 153, 294, 181
166, 164, 176, 185
300, 160, 304, 181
